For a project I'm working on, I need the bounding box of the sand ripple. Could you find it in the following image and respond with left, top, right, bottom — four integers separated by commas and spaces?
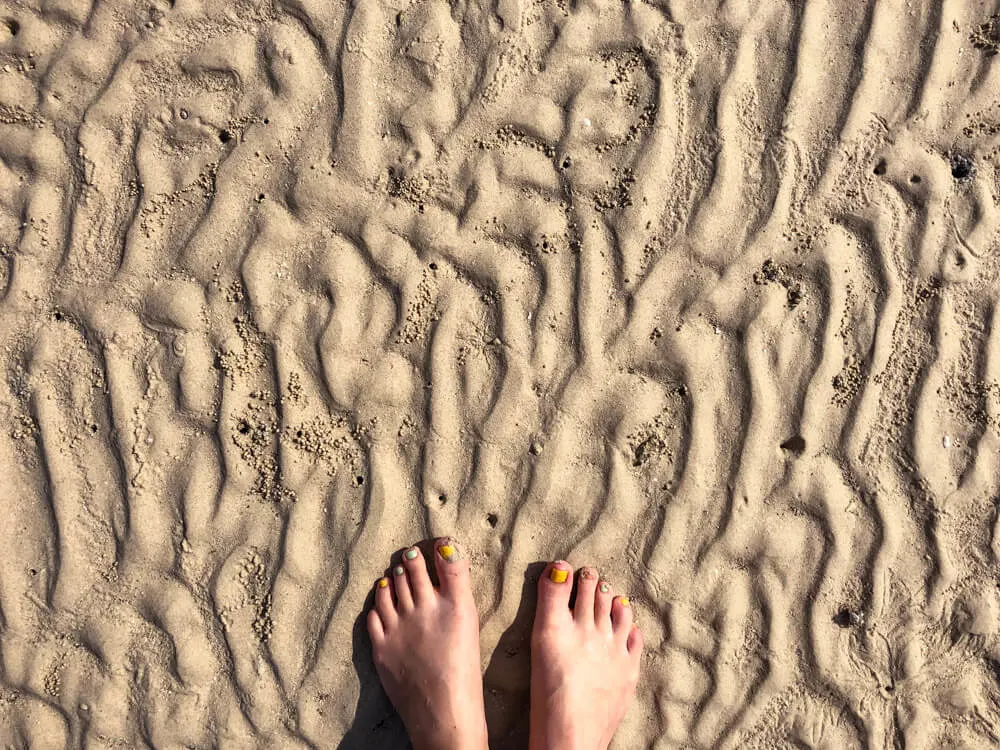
3, 0, 1000, 747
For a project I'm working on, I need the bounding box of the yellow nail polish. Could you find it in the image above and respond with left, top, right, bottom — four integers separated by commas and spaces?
377, 578, 388, 588
439, 545, 455, 560
550, 568, 569, 584
620, 596, 630, 607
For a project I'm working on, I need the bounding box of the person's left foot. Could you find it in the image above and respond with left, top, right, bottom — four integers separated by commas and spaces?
367, 538, 489, 750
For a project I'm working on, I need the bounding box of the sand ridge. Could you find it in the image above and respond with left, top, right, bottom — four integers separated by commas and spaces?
3, 0, 1000, 747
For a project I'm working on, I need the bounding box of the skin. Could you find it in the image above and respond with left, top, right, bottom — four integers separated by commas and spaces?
367, 539, 489, 750
529, 561, 643, 750
367, 545, 642, 750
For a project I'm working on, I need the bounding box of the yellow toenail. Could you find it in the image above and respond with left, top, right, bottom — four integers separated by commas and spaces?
620, 597, 630, 607
439, 545, 455, 560
550, 568, 569, 584
377, 578, 388, 588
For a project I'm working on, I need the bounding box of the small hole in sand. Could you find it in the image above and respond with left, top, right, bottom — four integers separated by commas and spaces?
951, 154, 974, 181
910, 174, 921, 184
237, 420, 250, 434
780, 435, 806, 454
263, 118, 270, 125
438, 494, 447, 505
219, 129, 232, 144
356, 475, 364, 485
486, 513, 498, 528
832, 609, 854, 628
5, 19, 19, 36
429, 262, 438, 270
90, 424, 98, 434
53, 311, 63, 321
873, 159, 887, 176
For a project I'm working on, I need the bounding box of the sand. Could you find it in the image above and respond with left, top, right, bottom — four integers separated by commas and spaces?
3, 0, 1000, 747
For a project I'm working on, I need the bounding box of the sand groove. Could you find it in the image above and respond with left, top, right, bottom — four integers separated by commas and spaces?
4, 0, 1000, 747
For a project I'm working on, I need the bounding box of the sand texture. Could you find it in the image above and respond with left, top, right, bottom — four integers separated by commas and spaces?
4, 0, 1000, 747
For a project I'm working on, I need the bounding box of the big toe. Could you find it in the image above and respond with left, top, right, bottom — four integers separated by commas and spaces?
534, 561, 573, 630
432, 537, 473, 601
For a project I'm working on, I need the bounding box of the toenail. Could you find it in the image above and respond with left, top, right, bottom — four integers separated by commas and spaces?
620, 596, 630, 607
405, 548, 419, 560
377, 578, 388, 588
394, 565, 405, 576
549, 567, 569, 584
580, 568, 597, 580
438, 540, 459, 561
600, 583, 610, 593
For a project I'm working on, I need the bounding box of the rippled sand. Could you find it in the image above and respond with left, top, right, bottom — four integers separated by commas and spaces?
3, 0, 1000, 747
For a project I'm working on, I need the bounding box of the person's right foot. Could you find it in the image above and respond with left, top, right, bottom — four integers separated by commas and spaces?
529, 561, 643, 750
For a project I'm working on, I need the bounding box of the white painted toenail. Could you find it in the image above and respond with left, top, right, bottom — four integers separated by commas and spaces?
600, 583, 610, 593
394, 566, 405, 576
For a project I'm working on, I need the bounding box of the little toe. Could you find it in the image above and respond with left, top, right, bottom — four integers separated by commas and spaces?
402, 545, 434, 605
432, 538, 473, 602
595, 579, 614, 625
535, 561, 574, 629
611, 595, 633, 643
374, 576, 398, 629
574, 567, 599, 624
392, 563, 413, 612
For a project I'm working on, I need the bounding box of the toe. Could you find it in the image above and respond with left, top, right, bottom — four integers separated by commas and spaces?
627, 626, 643, 683
432, 537, 473, 602
574, 567, 598, 624
402, 545, 435, 605
534, 561, 573, 629
392, 563, 413, 612
595, 579, 614, 625
374, 576, 397, 629
367, 608, 385, 645
611, 595, 633, 643
627, 624, 644, 656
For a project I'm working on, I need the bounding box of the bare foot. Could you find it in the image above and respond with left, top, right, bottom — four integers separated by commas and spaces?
367, 538, 488, 750
529, 561, 643, 750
